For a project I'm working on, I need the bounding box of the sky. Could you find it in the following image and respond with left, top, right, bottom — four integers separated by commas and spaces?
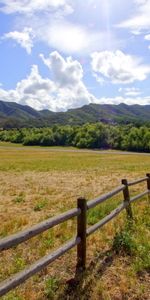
0, 0, 150, 111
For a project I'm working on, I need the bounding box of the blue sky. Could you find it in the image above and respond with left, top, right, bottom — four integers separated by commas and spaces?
0, 0, 150, 111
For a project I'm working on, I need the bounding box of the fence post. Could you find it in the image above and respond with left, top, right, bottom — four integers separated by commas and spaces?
122, 179, 133, 219
146, 173, 150, 202
76, 197, 87, 271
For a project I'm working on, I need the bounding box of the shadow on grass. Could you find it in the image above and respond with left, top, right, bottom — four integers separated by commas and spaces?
57, 249, 115, 300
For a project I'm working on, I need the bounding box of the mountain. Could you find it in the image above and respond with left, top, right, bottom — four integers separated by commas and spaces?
0, 100, 150, 128
0, 100, 45, 128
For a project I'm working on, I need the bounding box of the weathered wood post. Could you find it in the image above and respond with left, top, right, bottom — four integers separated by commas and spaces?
77, 197, 87, 271
122, 179, 133, 219
146, 173, 150, 202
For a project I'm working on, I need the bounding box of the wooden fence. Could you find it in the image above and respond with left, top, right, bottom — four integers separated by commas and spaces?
0, 174, 150, 297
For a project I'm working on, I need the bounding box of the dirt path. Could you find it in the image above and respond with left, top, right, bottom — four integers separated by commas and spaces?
0, 145, 150, 156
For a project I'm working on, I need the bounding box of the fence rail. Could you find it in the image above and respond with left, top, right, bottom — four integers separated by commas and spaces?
86, 202, 126, 237
87, 185, 125, 209
127, 177, 147, 186
0, 173, 150, 297
0, 208, 80, 251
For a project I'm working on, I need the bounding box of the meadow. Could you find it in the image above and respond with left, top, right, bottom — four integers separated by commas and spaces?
0, 143, 150, 300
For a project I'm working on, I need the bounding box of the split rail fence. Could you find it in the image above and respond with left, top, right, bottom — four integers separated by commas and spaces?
0, 174, 150, 297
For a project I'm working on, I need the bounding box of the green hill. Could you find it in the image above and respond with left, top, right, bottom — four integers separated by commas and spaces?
0, 100, 150, 128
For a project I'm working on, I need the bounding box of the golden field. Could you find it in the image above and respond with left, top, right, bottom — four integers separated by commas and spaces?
0, 143, 150, 300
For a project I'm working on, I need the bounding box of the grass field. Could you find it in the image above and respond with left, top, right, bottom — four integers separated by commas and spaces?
0, 143, 150, 300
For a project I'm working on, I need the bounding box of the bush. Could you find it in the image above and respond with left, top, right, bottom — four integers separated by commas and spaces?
112, 228, 136, 255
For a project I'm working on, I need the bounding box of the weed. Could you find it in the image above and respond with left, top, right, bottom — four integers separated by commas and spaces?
43, 232, 54, 248
112, 227, 136, 255
33, 199, 48, 211
3, 292, 23, 300
45, 277, 59, 299
133, 243, 150, 273
12, 255, 26, 273
87, 201, 119, 225
13, 192, 25, 203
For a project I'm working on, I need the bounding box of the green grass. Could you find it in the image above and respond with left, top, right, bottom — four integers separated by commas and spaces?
0, 147, 149, 173
13, 192, 25, 204
0, 142, 23, 147
0, 141, 76, 150
45, 277, 59, 299
33, 199, 48, 211
88, 199, 121, 225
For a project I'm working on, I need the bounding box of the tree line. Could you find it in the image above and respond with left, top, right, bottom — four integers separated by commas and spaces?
0, 123, 150, 152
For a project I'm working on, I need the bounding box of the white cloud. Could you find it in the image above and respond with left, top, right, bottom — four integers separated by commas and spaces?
93, 73, 105, 85
0, 54, 150, 111
38, 20, 118, 55
0, 52, 95, 111
40, 51, 95, 110
0, 65, 56, 110
0, 0, 76, 54
40, 51, 83, 87
145, 34, 150, 40
144, 34, 150, 49
0, 0, 121, 55
91, 50, 150, 84
118, 0, 150, 34
118, 87, 142, 96
0, 0, 123, 55
0, 0, 72, 15
95, 95, 150, 106
3, 27, 34, 54
0, 50, 149, 111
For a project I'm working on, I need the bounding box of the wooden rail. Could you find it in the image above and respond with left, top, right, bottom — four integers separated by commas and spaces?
0, 208, 80, 251
86, 202, 126, 237
0, 174, 150, 297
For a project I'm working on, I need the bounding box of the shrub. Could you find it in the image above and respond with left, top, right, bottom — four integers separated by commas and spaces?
112, 228, 136, 255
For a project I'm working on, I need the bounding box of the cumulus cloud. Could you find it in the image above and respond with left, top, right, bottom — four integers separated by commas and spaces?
91, 50, 150, 84
0, 0, 72, 15
0, 50, 149, 111
0, 65, 56, 110
40, 51, 83, 87
0, 54, 150, 110
3, 27, 34, 54
40, 51, 96, 109
0, 52, 95, 111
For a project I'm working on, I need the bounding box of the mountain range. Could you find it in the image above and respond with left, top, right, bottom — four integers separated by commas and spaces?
0, 100, 150, 128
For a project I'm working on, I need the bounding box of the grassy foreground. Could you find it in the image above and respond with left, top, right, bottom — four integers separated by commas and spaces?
0, 144, 150, 300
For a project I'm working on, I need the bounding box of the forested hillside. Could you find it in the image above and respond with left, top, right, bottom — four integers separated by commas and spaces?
0, 100, 150, 128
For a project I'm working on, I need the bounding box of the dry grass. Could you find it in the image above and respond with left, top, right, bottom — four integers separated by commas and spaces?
0, 145, 150, 299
